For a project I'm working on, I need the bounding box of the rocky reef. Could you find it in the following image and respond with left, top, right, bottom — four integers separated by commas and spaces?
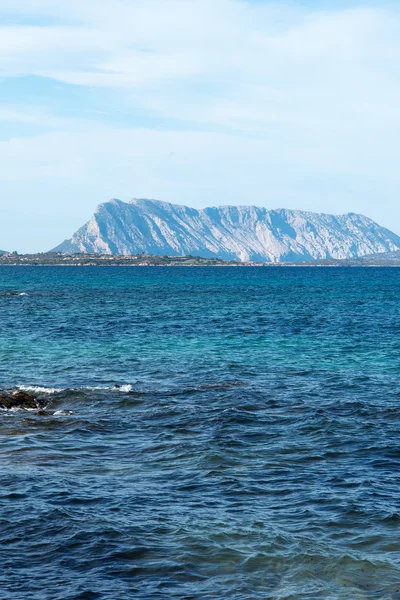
0, 390, 44, 410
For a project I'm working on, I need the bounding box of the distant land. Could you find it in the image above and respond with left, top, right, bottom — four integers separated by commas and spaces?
52, 198, 400, 263
298, 249, 400, 266
2, 251, 400, 267
0, 252, 242, 267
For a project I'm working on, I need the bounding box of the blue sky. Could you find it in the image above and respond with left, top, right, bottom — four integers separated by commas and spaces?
1, 0, 400, 252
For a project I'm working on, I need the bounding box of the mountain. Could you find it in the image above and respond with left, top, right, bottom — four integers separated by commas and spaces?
52, 198, 400, 262
300, 249, 400, 266
352, 249, 400, 265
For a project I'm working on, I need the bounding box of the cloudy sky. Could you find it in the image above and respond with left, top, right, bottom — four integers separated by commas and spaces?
1, 0, 400, 252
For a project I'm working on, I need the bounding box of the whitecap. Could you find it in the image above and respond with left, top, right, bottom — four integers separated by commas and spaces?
17, 385, 64, 394
85, 384, 133, 393
16, 383, 134, 395
116, 384, 133, 393
1, 406, 37, 412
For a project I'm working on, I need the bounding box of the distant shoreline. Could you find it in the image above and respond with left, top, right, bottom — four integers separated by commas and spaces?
1, 252, 400, 267
1, 265, 399, 268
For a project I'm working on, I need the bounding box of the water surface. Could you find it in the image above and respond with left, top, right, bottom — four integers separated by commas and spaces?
1, 266, 400, 599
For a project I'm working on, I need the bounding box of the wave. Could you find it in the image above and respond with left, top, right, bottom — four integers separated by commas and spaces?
0, 291, 30, 297
17, 385, 64, 394
16, 381, 247, 396
16, 384, 134, 394
85, 384, 133, 393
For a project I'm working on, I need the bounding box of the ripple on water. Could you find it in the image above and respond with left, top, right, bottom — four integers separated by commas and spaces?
1, 267, 400, 599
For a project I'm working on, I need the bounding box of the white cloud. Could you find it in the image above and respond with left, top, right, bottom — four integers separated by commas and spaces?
3, 1, 399, 136
1, 0, 400, 251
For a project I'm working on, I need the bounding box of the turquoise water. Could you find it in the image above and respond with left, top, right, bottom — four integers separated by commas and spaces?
1, 266, 400, 599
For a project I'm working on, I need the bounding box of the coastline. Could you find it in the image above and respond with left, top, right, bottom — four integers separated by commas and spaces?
1, 263, 400, 268
1, 251, 400, 267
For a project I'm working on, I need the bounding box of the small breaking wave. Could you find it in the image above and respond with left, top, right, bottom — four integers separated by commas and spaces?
0, 405, 37, 412
0, 291, 30, 298
16, 384, 134, 395
17, 385, 64, 395
85, 384, 134, 393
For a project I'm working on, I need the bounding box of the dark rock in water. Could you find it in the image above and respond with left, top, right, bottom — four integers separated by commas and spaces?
11, 391, 39, 408
36, 409, 52, 416
0, 390, 42, 410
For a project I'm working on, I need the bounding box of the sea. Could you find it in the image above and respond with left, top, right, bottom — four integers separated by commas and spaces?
1, 266, 400, 600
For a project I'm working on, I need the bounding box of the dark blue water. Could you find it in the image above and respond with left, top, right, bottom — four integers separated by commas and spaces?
1, 266, 400, 599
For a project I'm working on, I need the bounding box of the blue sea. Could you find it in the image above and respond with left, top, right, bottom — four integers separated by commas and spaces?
1, 266, 400, 600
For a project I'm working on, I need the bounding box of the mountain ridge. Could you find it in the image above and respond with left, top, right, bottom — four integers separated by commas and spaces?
52, 198, 400, 263
299, 249, 400, 266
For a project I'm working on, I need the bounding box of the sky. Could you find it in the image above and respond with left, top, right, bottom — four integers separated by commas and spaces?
1, 0, 400, 252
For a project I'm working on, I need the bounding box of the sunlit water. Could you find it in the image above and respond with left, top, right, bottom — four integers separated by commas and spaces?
1, 266, 400, 600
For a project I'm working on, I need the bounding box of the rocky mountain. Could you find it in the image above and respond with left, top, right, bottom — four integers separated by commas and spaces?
354, 249, 400, 265
52, 198, 400, 262
300, 249, 400, 267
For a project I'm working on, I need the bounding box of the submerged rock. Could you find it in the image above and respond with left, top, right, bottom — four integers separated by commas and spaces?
0, 390, 43, 410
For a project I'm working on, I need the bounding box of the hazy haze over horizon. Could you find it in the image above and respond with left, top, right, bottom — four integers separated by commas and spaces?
1, 0, 400, 253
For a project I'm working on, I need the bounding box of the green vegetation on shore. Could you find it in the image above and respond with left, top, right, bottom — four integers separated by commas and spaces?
0, 252, 244, 266
1, 250, 400, 266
